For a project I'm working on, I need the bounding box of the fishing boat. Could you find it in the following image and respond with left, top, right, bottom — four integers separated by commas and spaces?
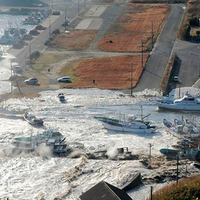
12, 129, 68, 155
97, 116, 156, 134
163, 118, 200, 139
23, 112, 44, 126
156, 92, 200, 111
179, 148, 200, 160
0, 28, 21, 45
160, 148, 200, 160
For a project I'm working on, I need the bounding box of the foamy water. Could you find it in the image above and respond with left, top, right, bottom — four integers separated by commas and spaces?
0, 79, 200, 199
0, 16, 200, 199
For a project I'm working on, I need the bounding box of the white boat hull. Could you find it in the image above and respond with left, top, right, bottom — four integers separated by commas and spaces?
157, 103, 200, 111
102, 122, 153, 134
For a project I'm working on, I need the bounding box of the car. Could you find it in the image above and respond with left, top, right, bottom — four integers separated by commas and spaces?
173, 76, 179, 82
24, 77, 38, 85
12, 65, 23, 74
57, 76, 72, 83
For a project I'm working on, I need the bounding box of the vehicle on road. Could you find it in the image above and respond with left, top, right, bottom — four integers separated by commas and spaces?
173, 76, 179, 82
12, 65, 23, 74
24, 77, 38, 85
57, 76, 72, 83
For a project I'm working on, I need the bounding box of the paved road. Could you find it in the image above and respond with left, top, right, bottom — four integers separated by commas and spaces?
9, 3, 193, 95
172, 39, 200, 88
132, 4, 185, 92
8, 1, 86, 67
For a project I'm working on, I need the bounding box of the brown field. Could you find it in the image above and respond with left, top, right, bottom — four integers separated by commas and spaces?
51, 30, 97, 50
59, 54, 149, 89
98, 4, 170, 52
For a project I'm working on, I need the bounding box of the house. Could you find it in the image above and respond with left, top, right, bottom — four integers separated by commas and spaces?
80, 181, 133, 200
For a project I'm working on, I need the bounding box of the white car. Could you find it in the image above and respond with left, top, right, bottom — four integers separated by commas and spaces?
57, 76, 72, 83
24, 77, 38, 85
173, 76, 179, 82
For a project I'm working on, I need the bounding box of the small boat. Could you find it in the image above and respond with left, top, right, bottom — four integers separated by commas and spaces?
24, 112, 44, 126
160, 148, 180, 155
156, 92, 200, 111
163, 118, 200, 139
58, 93, 67, 103
12, 129, 68, 155
178, 148, 200, 160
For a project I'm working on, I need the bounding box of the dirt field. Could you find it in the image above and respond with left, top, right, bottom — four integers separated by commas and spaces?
51, 30, 97, 50
60, 54, 149, 89
20, 3, 170, 91
97, 4, 170, 52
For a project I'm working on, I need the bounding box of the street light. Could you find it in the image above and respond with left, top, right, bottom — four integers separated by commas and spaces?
129, 63, 133, 96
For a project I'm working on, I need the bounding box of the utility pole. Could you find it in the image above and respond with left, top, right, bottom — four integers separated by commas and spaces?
151, 21, 154, 50
78, 0, 80, 15
149, 143, 153, 167
10, 61, 12, 94
29, 43, 32, 67
84, 0, 86, 8
65, 5, 67, 30
49, 19, 51, 40
199, 59, 200, 77
141, 40, 144, 68
129, 63, 133, 96
176, 154, 179, 185
150, 186, 153, 200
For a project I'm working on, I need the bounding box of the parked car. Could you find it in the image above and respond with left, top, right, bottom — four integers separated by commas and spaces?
57, 76, 72, 83
12, 65, 23, 74
173, 76, 179, 82
24, 77, 38, 85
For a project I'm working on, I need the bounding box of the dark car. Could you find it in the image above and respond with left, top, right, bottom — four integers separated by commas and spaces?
57, 76, 72, 83
24, 77, 38, 85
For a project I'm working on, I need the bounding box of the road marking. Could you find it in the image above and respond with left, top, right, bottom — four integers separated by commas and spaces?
75, 19, 93, 29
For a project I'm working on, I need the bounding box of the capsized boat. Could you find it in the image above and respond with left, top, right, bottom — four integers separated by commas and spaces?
156, 92, 200, 111
96, 115, 156, 134
24, 112, 44, 126
12, 129, 68, 155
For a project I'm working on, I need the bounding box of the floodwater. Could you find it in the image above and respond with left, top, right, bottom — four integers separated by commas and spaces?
1, 14, 200, 200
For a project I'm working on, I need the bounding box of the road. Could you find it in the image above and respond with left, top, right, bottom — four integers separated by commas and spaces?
9, 2, 199, 95
172, 39, 200, 88
8, 0, 86, 67
132, 4, 185, 92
